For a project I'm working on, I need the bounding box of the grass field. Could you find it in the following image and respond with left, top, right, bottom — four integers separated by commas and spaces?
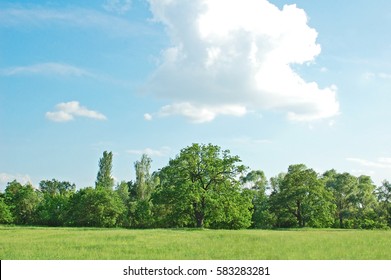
1, 226, 390, 260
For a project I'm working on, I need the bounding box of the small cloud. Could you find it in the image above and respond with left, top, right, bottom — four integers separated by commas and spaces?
127, 147, 171, 157
232, 137, 272, 145
144, 113, 153, 121
46, 101, 107, 122
363, 72, 391, 81
156, 103, 247, 123
346, 157, 391, 169
378, 73, 391, 79
320, 67, 328, 72
103, 0, 132, 14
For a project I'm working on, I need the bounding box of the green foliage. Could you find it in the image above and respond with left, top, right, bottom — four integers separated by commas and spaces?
0, 197, 13, 224
130, 199, 154, 228
376, 180, 391, 227
95, 151, 114, 191
35, 179, 76, 226
115, 181, 131, 227
270, 164, 335, 228
323, 171, 382, 228
0, 144, 390, 230
153, 143, 250, 228
134, 154, 154, 200
4, 180, 40, 225
67, 188, 125, 227
241, 170, 275, 229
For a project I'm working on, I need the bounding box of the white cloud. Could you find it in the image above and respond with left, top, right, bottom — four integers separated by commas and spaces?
127, 147, 171, 157
0, 6, 142, 37
363, 72, 391, 81
103, 0, 132, 14
46, 101, 107, 122
146, 0, 339, 122
0, 173, 32, 189
232, 137, 272, 145
0, 63, 92, 77
346, 157, 391, 169
143, 113, 153, 121
157, 102, 246, 123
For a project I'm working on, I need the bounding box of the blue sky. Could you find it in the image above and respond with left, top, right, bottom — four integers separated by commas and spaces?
1, 0, 391, 190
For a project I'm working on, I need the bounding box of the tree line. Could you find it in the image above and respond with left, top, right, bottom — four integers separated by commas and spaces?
1, 143, 390, 229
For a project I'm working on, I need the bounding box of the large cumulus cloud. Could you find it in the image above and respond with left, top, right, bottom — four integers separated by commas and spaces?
146, 0, 339, 122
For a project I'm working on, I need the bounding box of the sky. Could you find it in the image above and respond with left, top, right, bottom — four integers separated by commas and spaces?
1, 0, 391, 191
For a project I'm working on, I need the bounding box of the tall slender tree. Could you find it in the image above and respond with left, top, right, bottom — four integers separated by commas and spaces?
95, 151, 114, 191
134, 154, 153, 200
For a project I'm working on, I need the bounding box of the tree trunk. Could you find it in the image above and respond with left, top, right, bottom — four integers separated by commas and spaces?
297, 201, 302, 227
196, 213, 204, 228
339, 212, 343, 228
193, 202, 205, 228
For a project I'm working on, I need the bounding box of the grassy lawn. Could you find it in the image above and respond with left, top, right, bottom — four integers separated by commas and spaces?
1, 226, 390, 260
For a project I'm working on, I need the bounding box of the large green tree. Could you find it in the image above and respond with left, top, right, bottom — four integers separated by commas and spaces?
271, 164, 335, 228
36, 179, 75, 226
68, 187, 125, 228
95, 151, 114, 191
4, 180, 41, 225
153, 143, 251, 229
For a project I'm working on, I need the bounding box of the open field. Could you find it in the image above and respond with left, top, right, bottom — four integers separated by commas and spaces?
1, 226, 391, 260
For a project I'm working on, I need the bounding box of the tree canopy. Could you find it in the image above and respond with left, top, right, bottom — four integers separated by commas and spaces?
0, 143, 390, 230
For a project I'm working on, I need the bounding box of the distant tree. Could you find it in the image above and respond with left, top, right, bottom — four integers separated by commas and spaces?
269, 172, 297, 228
0, 196, 13, 224
4, 180, 40, 225
354, 175, 382, 229
134, 154, 153, 200
129, 154, 158, 228
323, 171, 358, 228
153, 143, 251, 229
241, 170, 268, 191
36, 179, 76, 226
376, 180, 391, 227
68, 187, 125, 228
39, 179, 75, 196
271, 164, 335, 228
95, 151, 114, 191
115, 181, 131, 227
241, 170, 275, 229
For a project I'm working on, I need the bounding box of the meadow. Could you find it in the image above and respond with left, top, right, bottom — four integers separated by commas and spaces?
1, 226, 390, 260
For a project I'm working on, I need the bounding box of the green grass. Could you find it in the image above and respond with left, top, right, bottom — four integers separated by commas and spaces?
1, 226, 390, 260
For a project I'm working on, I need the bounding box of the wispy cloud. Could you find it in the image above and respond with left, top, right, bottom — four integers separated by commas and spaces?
232, 137, 273, 145
0, 6, 144, 37
0, 63, 93, 77
363, 72, 391, 81
127, 147, 171, 157
147, 103, 247, 123
346, 157, 391, 169
103, 0, 132, 15
46, 101, 107, 122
